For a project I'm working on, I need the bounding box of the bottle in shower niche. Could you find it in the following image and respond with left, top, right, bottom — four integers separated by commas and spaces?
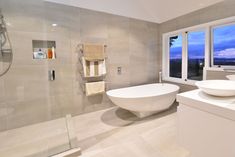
33, 48, 47, 59
47, 48, 53, 59
52, 46, 56, 59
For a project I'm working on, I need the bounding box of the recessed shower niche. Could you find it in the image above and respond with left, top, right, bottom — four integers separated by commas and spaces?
32, 40, 56, 59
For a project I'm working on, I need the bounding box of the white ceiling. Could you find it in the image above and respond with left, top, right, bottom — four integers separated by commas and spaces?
45, 0, 224, 23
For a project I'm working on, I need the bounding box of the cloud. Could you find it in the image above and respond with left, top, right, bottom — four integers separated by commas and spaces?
214, 48, 235, 58
214, 39, 235, 51
170, 44, 205, 59
170, 47, 182, 59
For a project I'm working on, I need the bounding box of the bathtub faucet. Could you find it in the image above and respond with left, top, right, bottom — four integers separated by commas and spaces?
159, 71, 162, 83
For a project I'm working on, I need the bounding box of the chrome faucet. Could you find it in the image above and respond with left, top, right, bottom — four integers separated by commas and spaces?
159, 71, 162, 83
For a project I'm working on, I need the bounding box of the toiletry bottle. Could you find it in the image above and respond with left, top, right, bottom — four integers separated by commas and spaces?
48, 48, 53, 59
52, 46, 56, 59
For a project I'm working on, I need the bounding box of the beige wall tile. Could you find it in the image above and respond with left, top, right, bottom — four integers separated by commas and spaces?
0, 1, 159, 130
1, 0, 235, 131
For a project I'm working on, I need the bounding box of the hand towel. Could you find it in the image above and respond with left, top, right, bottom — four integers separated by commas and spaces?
83, 43, 105, 61
82, 57, 106, 77
85, 81, 105, 96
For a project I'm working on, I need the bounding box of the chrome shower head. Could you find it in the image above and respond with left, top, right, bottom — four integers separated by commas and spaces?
0, 12, 7, 46
0, 10, 13, 77
0, 13, 5, 31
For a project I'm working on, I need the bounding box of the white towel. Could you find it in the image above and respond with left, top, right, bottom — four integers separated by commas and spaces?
99, 59, 106, 75
81, 57, 106, 77
85, 81, 105, 96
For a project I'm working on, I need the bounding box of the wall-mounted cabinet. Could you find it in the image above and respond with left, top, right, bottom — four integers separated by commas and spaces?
32, 40, 56, 60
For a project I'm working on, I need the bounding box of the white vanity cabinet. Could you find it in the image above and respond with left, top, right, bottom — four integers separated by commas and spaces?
177, 89, 235, 157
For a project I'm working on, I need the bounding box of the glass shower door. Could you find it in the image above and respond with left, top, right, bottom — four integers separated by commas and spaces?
0, 0, 78, 156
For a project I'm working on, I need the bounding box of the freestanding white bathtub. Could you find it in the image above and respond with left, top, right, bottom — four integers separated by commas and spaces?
106, 83, 180, 118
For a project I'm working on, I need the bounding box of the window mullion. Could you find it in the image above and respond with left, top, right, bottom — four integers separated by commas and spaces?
205, 27, 210, 68
204, 27, 210, 80
182, 32, 188, 81
164, 35, 171, 79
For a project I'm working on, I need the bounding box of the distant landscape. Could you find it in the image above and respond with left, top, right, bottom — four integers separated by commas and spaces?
169, 59, 181, 78
170, 57, 235, 80
170, 58, 204, 80
214, 58, 235, 66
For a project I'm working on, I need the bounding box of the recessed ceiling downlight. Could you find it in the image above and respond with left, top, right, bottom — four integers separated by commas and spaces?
52, 23, 58, 27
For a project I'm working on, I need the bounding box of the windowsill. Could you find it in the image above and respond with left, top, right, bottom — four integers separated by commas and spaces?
163, 77, 197, 86
205, 67, 235, 72
204, 67, 224, 71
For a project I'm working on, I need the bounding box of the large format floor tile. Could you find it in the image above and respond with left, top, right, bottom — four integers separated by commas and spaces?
74, 104, 190, 157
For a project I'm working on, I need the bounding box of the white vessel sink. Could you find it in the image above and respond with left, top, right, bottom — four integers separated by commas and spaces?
195, 80, 235, 97
226, 75, 235, 81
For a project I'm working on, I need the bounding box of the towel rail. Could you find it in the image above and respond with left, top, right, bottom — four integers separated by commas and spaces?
77, 43, 107, 96
78, 43, 107, 48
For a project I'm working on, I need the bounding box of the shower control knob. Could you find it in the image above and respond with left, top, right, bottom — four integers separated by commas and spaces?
117, 67, 122, 75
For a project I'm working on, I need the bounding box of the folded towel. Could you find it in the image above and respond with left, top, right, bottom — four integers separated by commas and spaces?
85, 81, 105, 96
81, 57, 106, 77
83, 43, 105, 61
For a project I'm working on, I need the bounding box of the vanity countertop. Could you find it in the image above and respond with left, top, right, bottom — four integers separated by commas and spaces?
177, 89, 235, 121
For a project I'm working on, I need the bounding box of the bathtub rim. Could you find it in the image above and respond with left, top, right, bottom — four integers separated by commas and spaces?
106, 83, 180, 99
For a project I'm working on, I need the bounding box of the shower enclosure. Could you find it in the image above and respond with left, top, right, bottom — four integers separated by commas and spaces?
0, 0, 115, 155
0, 0, 96, 156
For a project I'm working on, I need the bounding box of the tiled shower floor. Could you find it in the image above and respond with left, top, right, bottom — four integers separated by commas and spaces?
0, 117, 71, 157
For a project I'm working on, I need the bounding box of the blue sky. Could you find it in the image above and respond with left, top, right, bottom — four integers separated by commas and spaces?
170, 32, 205, 59
170, 24, 235, 59
188, 31, 205, 59
170, 35, 182, 59
213, 24, 235, 58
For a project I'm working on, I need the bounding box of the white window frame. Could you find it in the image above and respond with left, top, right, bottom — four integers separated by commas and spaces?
162, 16, 235, 86
211, 22, 235, 69
163, 28, 207, 85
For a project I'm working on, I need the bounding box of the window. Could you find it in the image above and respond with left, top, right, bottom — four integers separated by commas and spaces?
169, 35, 182, 78
164, 30, 206, 84
187, 31, 205, 81
163, 17, 235, 85
212, 23, 235, 66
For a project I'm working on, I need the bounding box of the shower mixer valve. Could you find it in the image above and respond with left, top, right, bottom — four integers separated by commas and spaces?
48, 70, 55, 81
